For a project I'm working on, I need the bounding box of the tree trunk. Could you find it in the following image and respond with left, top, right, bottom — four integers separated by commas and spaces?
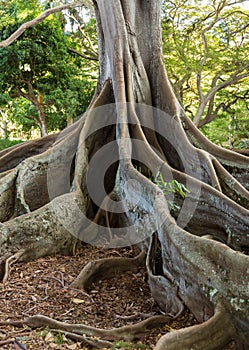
0, 109, 9, 139
0, 1, 248, 348
16, 83, 48, 137
37, 91, 48, 137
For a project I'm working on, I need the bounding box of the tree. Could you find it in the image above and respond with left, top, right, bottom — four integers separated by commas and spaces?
0, 0, 96, 137
0, 1, 248, 349
162, 0, 249, 146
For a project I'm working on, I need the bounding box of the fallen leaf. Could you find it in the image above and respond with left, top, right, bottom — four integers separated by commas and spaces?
45, 331, 55, 342
71, 298, 85, 304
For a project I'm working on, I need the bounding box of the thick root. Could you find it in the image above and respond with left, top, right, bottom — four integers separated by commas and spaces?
25, 314, 170, 341
0, 193, 83, 265
181, 111, 249, 188
0, 134, 57, 173
70, 251, 146, 289
154, 304, 236, 350
50, 329, 113, 348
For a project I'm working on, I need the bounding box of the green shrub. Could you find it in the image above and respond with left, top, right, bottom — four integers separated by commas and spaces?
0, 138, 23, 150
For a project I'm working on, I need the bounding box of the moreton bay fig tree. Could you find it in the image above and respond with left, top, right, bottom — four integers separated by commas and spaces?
0, 1, 248, 349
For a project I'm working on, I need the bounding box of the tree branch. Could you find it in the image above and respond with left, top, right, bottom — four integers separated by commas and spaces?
0, 1, 84, 48
193, 67, 249, 125
206, 68, 249, 102
69, 48, 98, 61
24, 115, 40, 124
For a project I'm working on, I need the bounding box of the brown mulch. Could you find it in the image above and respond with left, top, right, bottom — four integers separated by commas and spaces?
0, 244, 233, 349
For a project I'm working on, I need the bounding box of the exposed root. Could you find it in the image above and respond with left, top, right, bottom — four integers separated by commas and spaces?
70, 251, 146, 290
116, 312, 156, 320
2, 249, 25, 284
154, 304, 236, 350
25, 314, 171, 341
0, 169, 17, 222
0, 320, 25, 327
50, 329, 113, 348
83, 191, 121, 246
212, 157, 249, 208
181, 111, 249, 178
0, 192, 81, 260
0, 339, 15, 346
146, 233, 185, 317
0, 134, 57, 173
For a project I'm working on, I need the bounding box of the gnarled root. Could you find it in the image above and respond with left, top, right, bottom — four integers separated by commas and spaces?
154, 304, 236, 350
25, 314, 170, 341
70, 251, 146, 289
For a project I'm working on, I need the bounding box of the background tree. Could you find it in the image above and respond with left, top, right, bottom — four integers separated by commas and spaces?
0, 1, 248, 349
0, 0, 96, 137
162, 0, 249, 147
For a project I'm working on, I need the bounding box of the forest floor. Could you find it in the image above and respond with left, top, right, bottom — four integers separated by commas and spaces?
0, 244, 235, 349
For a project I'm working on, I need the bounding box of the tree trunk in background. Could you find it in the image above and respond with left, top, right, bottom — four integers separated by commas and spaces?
0, 109, 9, 139
16, 84, 48, 137
0, 1, 248, 348
37, 91, 48, 137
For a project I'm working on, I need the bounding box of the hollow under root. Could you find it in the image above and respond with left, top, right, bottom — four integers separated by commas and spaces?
154, 303, 237, 350
70, 250, 146, 290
